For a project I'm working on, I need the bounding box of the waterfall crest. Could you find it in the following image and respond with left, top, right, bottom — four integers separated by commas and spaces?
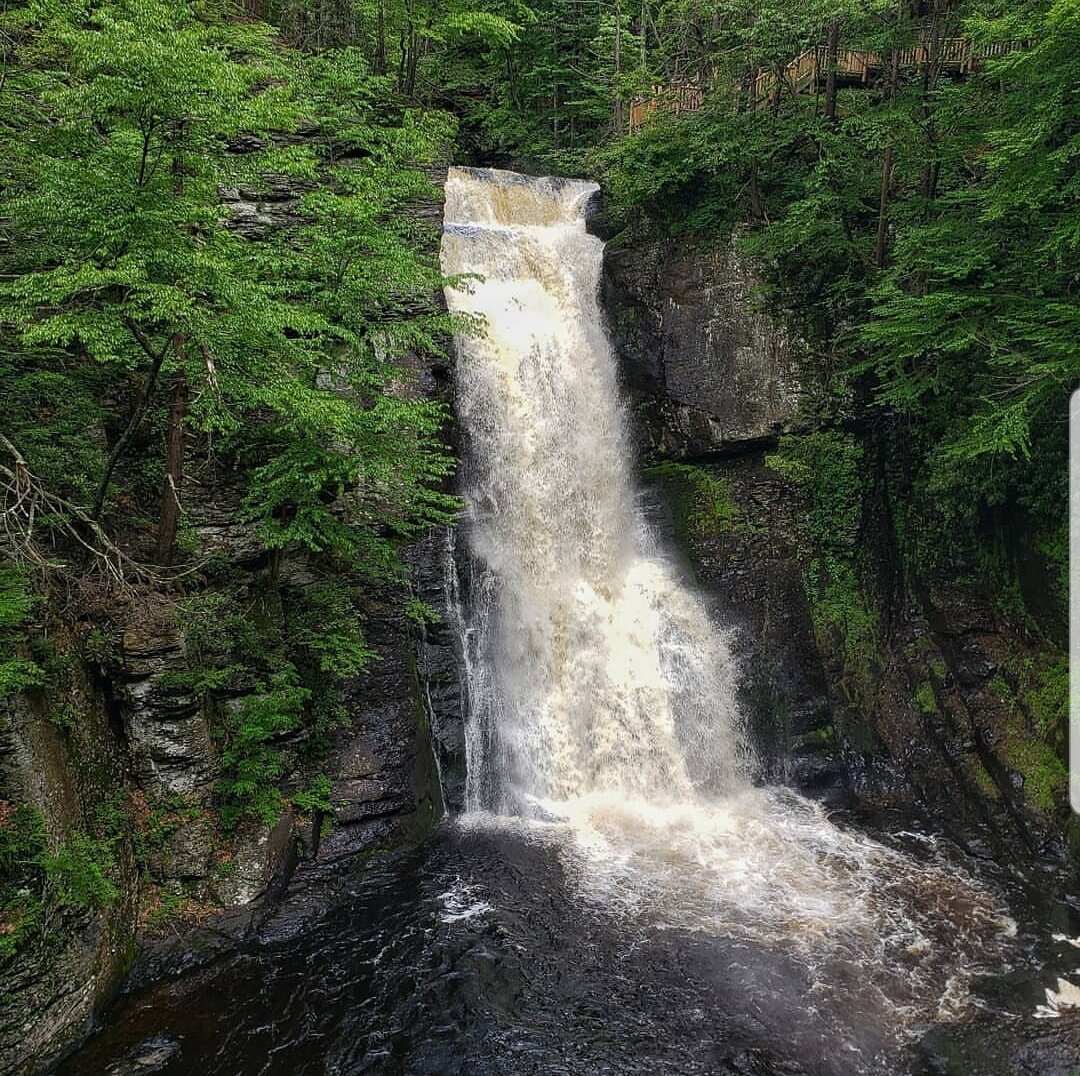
441, 166, 749, 816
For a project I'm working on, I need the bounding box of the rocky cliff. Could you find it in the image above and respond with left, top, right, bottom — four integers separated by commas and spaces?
0, 159, 458, 1075
602, 227, 1074, 888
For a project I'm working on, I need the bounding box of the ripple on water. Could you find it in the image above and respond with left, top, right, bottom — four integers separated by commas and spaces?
459, 784, 1016, 1063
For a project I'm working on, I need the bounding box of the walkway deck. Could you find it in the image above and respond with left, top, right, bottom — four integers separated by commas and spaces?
628, 37, 1025, 131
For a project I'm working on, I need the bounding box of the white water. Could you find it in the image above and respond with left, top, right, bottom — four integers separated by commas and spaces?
441, 166, 1011, 1060
442, 167, 748, 814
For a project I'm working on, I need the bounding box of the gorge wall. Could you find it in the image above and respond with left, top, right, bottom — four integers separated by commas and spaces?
0, 162, 458, 1075
601, 227, 1074, 889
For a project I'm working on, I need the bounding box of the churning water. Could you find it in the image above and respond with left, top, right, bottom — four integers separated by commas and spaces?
440, 166, 1014, 1063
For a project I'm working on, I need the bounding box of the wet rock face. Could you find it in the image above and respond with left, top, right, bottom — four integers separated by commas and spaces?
119, 619, 217, 801
0, 634, 139, 1076
292, 593, 443, 883
603, 237, 805, 457
405, 527, 467, 811
604, 230, 838, 798
642, 460, 842, 804
603, 225, 1070, 878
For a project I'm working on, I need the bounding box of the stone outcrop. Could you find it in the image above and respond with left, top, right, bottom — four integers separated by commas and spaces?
289, 587, 444, 883
604, 234, 806, 457
0, 632, 139, 1075
119, 616, 217, 800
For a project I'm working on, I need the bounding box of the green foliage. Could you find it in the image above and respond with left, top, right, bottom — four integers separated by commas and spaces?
0, 0, 459, 581
562, 0, 1075, 618
1, 804, 120, 957
40, 832, 119, 910
767, 432, 878, 678
0, 804, 46, 877
167, 583, 371, 827
647, 462, 740, 539
144, 885, 188, 930
0, 566, 43, 698
404, 595, 441, 625
0, 804, 47, 958
288, 583, 373, 679
217, 668, 310, 829
130, 792, 203, 875
291, 775, 334, 817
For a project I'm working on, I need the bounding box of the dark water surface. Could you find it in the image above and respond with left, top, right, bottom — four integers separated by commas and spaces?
56, 816, 1080, 1076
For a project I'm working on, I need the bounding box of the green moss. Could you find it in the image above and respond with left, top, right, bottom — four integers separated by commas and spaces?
793, 724, 834, 749
1005, 737, 1067, 814
1027, 656, 1068, 738
0, 803, 47, 956
766, 432, 879, 694
646, 462, 740, 539
993, 655, 1069, 814
988, 673, 1014, 703
0, 565, 44, 697
971, 759, 1000, 800
914, 681, 937, 715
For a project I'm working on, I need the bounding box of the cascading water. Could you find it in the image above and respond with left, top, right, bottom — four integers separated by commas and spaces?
441, 167, 748, 816
441, 166, 1014, 1062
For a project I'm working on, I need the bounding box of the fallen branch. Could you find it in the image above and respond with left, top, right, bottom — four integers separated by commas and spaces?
0, 433, 153, 587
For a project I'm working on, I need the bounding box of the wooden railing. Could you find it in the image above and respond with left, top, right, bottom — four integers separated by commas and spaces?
748, 47, 871, 103
630, 36, 1027, 129
628, 80, 705, 133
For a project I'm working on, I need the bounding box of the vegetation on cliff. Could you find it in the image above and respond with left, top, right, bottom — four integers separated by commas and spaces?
0, 0, 466, 966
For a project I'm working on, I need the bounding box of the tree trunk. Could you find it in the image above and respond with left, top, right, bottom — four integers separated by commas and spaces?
374, 0, 387, 74
156, 341, 188, 567
613, 1, 624, 133
749, 155, 762, 220
91, 335, 168, 521
403, 29, 419, 97
875, 145, 894, 269
824, 19, 840, 122
875, 1, 903, 269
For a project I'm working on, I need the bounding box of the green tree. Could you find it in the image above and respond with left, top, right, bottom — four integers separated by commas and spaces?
0, 0, 458, 580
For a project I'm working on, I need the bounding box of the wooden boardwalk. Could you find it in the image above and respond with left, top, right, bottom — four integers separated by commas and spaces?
628, 81, 704, 134
629, 37, 1025, 131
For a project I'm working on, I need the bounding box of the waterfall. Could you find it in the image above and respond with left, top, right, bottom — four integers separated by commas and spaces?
441, 166, 748, 817
440, 167, 1012, 1054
